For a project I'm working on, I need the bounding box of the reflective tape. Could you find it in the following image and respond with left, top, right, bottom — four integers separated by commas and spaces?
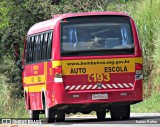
65, 83, 134, 91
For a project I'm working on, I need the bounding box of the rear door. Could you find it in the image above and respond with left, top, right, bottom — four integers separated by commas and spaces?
60, 15, 136, 92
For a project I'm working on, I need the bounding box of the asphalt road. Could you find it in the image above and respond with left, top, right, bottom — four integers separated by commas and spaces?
1, 113, 160, 127
41, 113, 160, 127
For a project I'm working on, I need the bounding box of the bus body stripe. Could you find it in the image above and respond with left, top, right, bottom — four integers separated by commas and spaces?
23, 75, 45, 84
24, 85, 46, 92
52, 61, 61, 68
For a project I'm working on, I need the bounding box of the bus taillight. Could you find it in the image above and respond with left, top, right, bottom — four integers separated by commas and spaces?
54, 66, 63, 82
135, 63, 143, 80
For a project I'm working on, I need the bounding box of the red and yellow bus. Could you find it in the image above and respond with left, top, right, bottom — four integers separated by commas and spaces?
14, 12, 143, 122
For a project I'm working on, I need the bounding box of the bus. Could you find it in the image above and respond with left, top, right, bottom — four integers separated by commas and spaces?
13, 12, 143, 122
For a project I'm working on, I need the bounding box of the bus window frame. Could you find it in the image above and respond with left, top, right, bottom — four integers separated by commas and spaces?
24, 30, 53, 65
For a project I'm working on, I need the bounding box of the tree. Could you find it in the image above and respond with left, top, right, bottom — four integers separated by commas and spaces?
0, 0, 52, 98
51, 0, 117, 14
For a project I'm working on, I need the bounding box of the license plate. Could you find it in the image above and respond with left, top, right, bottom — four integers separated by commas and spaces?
92, 93, 108, 100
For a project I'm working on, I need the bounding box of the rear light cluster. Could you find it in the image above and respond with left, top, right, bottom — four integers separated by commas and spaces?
54, 66, 63, 82
135, 63, 143, 80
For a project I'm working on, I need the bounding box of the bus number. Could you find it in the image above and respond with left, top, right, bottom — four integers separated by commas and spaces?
88, 73, 110, 82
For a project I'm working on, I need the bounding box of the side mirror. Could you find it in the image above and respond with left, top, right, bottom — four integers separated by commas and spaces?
13, 42, 20, 62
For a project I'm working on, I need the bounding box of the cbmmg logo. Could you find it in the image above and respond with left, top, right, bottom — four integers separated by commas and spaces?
2, 119, 11, 124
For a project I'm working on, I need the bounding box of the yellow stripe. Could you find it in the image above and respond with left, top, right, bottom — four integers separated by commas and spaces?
24, 87, 29, 92
23, 75, 45, 84
23, 58, 143, 83
61, 58, 139, 75
135, 57, 142, 64
24, 85, 46, 93
52, 61, 61, 68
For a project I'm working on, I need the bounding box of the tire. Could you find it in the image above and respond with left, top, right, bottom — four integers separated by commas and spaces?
45, 97, 56, 123
56, 110, 65, 122
29, 110, 39, 120
96, 109, 106, 121
110, 105, 130, 120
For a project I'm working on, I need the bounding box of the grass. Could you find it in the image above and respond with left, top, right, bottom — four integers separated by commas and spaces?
0, 75, 28, 118
131, 92, 160, 113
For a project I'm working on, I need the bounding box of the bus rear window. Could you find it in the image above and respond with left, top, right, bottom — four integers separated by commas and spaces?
61, 16, 134, 56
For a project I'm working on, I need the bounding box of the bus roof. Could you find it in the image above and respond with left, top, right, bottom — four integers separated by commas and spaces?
27, 11, 130, 36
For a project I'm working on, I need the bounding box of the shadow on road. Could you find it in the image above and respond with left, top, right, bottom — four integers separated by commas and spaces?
42, 116, 160, 125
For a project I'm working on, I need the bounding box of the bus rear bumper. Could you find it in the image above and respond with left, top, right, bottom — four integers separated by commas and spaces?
52, 80, 143, 106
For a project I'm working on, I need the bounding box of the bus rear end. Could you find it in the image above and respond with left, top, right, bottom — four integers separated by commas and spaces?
53, 13, 142, 121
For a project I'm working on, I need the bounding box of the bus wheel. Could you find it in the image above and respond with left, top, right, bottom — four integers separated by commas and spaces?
45, 107, 56, 123
56, 110, 65, 122
110, 105, 130, 120
96, 109, 106, 121
44, 97, 55, 123
29, 110, 39, 120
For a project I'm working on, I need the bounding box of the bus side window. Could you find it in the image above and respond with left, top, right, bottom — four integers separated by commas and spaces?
40, 34, 44, 61
29, 37, 34, 63
35, 35, 41, 61
25, 31, 53, 63
42, 33, 47, 60
32, 36, 36, 62
44, 33, 48, 60
37, 35, 41, 61
47, 32, 53, 59
28, 38, 32, 63
34, 36, 38, 62
35, 35, 40, 61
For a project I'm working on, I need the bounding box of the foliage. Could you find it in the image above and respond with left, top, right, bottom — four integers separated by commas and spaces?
131, 92, 160, 113
51, 0, 119, 14
151, 0, 160, 91
1, 55, 23, 98
131, 0, 160, 96
0, 1, 9, 30
0, 1, 9, 59
1, 0, 52, 55
0, 0, 52, 99
132, 0, 155, 78
0, 75, 26, 118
